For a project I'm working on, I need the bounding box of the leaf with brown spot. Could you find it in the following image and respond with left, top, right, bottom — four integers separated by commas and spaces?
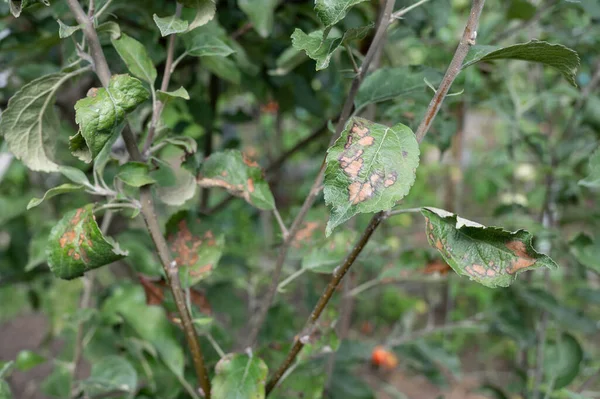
421, 207, 558, 288
46, 204, 128, 279
324, 117, 419, 236
198, 150, 275, 210
166, 211, 224, 288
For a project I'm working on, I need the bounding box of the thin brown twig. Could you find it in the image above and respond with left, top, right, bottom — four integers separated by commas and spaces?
244, 0, 397, 350
266, 0, 487, 393
142, 3, 183, 154
64, 0, 211, 396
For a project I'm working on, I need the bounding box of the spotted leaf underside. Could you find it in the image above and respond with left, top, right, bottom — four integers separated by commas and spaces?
47, 205, 128, 279
421, 207, 558, 288
324, 117, 419, 235
198, 150, 275, 210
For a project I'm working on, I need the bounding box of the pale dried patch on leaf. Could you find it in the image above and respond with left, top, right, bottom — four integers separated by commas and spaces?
505, 240, 536, 274
293, 221, 321, 248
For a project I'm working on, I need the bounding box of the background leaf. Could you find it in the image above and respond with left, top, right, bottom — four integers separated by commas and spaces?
238, 0, 278, 38
324, 117, 420, 235
314, 0, 368, 27
80, 356, 138, 397
27, 183, 84, 209
579, 146, 600, 187
153, 13, 189, 36
291, 29, 342, 71
46, 204, 128, 279
111, 33, 157, 84
212, 353, 268, 399
117, 162, 156, 187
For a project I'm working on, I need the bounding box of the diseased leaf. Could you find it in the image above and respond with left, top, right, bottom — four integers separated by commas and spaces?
212, 353, 268, 399
57, 19, 81, 38
71, 75, 149, 163
314, 0, 368, 27
80, 356, 137, 397
324, 117, 420, 235
156, 165, 197, 206
569, 234, 600, 273
166, 212, 224, 287
153, 13, 189, 36
462, 40, 580, 87
238, 0, 278, 38
111, 33, 157, 84
157, 87, 190, 103
421, 207, 558, 288
46, 205, 128, 279
0, 70, 87, 172
579, 147, 600, 188
27, 184, 84, 210
544, 333, 583, 389
116, 162, 156, 187
355, 66, 443, 111
182, 31, 235, 57
187, 0, 217, 31
198, 150, 275, 210
291, 29, 343, 71
9, 0, 49, 18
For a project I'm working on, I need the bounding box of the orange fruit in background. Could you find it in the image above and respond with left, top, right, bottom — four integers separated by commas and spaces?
371, 346, 398, 370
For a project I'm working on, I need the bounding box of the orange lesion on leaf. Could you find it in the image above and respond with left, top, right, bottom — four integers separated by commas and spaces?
190, 263, 213, 277
505, 240, 536, 274
168, 220, 203, 267
247, 178, 255, 193
293, 221, 320, 248
242, 152, 259, 168
348, 181, 373, 204
220, 171, 228, 177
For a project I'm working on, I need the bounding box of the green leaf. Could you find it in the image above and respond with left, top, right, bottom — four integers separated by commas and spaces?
462, 40, 580, 87
116, 162, 156, 187
291, 29, 343, 71
102, 285, 185, 377
506, 0, 537, 20
187, 0, 217, 31
97, 21, 121, 40
71, 75, 149, 163
0, 362, 13, 379
157, 86, 190, 103
302, 230, 357, 273
57, 19, 81, 38
269, 46, 308, 76
212, 353, 268, 399
238, 0, 278, 38
579, 146, 600, 188
27, 184, 84, 210
153, 13, 189, 36
183, 31, 235, 57
355, 66, 443, 111
8, 0, 49, 18
15, 350, 45, 372
202, 56, 241, 84
156, 165, 197, 206
314, 0, 368, 27
0, 196, 28, 225
81, 356, 138, 397
0, 380, 11, 399
421, 207, 558, 288
59, 166, 91, 186
25, 225, 53, 272
544, 333, 583, 389
46, 204, 128, 279
111, 33, 157, 84
570, 233, 600, 273
198, 150, 275, 210
0, 70, 87, 172
166, 211, 225, 287
41, 363, 71, 398
324, 117, 420, 235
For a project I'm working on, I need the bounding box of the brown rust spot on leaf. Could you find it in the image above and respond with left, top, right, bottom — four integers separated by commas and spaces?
242, 153, 259, 168
168, 220, 203, 267
190, 264, 213, 277
505, 240, 536, 274
348, 181, 373, 204
221, 171, 228, 177
293, 221, 320, 248
247, 178, 255, 193
358, 136, 374, 146
435, 239, 443, 251
86, 87, 99, 98
60, 231, 76, 248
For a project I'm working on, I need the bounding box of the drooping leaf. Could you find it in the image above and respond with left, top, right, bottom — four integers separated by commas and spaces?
202, 56, 241, 84
291, 29, 343, 71
462, 40, 580, 87
57, 19, 81, 38
342, 24, 374, 43
324, 117, 420, 235
238, 0, 278, 38
153, 13, 189, 36
569, 233, 600, 273
0, 70, 87, 172
198, 150, 275, 210
314, 0, 368, 27
81, 356, 138, 397
156, 164, 197, 206
27, 184, 84, 209
212, 353, 268, 399
46, 204, 128, 279
116, 162, 156, 187
8, 0, 49, 18
157, 87, 190, 103
111, 33, 157, 84
355, 67, 443, 111
59, 166, 91, 186
421, 207, 558, 288
166, 212, 225, 287
182, 30, 235, 57
101, 285, 185, 377
187, 0, 217, 31
97, 21, 121, 39
544, 333, 583, 389
579, 147, 600, 188
71, 75, 149, 163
